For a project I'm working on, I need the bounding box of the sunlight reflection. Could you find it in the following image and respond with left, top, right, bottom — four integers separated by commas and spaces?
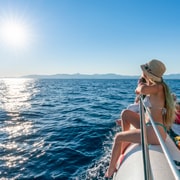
0, 141, 18, 149
2, 121, 33, 138
0, 78, 42, 169
0, 78, 37, 112
0, 139, 45, 168
2, 155, 28, 168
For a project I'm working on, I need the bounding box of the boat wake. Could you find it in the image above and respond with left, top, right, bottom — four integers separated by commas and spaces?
77, 126, 119, 180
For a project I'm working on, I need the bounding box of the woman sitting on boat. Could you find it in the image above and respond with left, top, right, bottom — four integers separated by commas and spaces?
105, 59, 176, 178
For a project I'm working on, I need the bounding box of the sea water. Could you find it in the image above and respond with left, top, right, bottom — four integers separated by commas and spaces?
0, 78, 179, 179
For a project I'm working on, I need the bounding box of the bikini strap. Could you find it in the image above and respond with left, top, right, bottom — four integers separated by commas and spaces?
154, 122, 167, 132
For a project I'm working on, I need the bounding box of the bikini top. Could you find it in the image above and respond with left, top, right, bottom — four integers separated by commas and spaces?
143, 96, 152, 108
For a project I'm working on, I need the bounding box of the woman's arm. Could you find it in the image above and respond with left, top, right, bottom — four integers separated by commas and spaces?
135, 83, 160, 95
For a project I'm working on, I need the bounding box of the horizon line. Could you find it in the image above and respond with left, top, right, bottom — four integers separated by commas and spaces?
1, 73, 180, 79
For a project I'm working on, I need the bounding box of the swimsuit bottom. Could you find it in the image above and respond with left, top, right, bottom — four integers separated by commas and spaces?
146, 121, 167, 132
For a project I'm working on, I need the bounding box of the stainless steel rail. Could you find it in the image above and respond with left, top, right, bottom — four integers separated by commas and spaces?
139, 95, 180, 180
139, 97, 153, 180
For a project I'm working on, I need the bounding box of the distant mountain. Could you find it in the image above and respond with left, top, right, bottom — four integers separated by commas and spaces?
164, 74, 180, 79
21, 73, 180, 79
22, 73, 139, 79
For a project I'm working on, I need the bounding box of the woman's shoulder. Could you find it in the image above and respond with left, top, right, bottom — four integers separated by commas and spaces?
145, 83, 163, 95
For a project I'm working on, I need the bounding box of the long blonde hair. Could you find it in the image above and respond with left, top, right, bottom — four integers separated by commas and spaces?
161, 80, 176, 130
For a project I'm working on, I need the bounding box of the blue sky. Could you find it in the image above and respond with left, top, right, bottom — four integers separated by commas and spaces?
0, 0, 180, 77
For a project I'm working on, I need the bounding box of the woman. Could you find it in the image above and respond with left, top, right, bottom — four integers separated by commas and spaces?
105, 59, 176, 178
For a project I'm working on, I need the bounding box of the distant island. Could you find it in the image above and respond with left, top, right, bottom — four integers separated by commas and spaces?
21, 73, 180, 79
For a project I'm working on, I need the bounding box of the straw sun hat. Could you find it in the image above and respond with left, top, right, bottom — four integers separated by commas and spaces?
141, 59, 166, 82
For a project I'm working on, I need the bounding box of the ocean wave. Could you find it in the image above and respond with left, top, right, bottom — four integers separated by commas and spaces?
0, 79, 178, 179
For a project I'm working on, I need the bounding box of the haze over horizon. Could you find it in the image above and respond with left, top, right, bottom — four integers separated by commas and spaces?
1, 72, 180, 80
0, 0, 180, 77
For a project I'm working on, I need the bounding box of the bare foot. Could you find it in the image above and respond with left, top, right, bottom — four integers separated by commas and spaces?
105, 166, 117, 178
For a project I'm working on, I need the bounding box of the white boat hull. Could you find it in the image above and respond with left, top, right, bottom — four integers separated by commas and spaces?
113, 135, 180, 180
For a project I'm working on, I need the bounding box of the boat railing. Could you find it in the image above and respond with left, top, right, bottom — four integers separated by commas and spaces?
139, 95, 180, 180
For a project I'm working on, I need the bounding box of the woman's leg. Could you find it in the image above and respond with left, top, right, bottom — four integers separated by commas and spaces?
105, 136, 122, 178
120, 110, 140, 153
105, 129, 141, 178
121, 109, 140, 130
105, 126, 164, 178
116, 109, 140, 129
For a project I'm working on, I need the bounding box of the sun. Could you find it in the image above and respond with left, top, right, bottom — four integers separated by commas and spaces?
0, 16, 32, 49
1, 21, 27, 47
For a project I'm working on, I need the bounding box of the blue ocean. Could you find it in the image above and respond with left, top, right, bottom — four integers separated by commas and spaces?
0, 78, 180, 180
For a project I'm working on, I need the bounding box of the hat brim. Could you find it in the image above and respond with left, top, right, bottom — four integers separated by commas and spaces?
141, 64, 162, 82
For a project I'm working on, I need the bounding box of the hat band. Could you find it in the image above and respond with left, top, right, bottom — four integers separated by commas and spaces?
144, 64, 161, 79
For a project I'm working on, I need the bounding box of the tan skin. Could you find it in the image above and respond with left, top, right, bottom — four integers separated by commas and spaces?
105, 74, 167, 178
